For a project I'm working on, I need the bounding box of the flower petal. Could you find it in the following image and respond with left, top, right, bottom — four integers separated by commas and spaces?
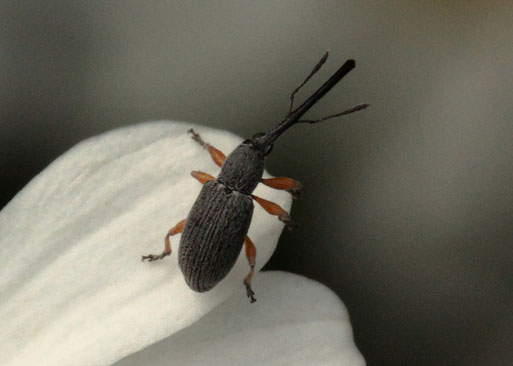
116, 271, 365, 366
0, 121, 291, 366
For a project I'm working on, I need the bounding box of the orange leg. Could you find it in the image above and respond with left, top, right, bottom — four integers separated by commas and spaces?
191, 171, 216, 184
261, 177, 303, 198
188, 128, 226, 167
253, 195, 296, 231
142, 219, 186, 262
243, 236, 257, 303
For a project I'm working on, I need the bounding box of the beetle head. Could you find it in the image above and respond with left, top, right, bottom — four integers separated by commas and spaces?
243, 132, 274, 157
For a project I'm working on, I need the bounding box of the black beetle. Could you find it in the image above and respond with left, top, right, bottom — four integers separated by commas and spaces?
142, 52, 368, 302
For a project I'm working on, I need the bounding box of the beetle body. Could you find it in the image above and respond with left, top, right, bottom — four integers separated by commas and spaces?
179, 180, 253, 292
143, 55, 368, 302
179, 144, 265, 291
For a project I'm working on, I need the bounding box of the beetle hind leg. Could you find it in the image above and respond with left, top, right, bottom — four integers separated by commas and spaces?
243, 236, 257, 303
142, 219, 186, 262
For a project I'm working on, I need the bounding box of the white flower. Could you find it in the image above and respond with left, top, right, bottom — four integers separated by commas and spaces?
0, 121, 364, 365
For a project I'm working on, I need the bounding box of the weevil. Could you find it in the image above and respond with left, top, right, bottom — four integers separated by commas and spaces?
142, 52, 368, 302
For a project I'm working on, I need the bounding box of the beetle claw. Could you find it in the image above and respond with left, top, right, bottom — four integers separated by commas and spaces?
188, 128, 206, 148
279, 215, 297, 231
141, 252, 170, 262
245, 284, 257, 303
287, 188, 303, 199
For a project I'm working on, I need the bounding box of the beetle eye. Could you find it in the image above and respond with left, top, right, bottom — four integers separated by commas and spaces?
243, 133, 265, 145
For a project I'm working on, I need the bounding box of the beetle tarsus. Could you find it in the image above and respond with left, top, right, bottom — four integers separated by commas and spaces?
243, 236, 257, 303
279, 214, 297, 231
141, 251, 170, 262
188, 129, 227, 167
245, 283, 257, 303
188, 128, 207, 148
141, 219, 184, 262
287, 188, 302, 199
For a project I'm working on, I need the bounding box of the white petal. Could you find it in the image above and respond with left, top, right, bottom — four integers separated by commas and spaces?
0, 121, 291, 366
116, 271, 365, 366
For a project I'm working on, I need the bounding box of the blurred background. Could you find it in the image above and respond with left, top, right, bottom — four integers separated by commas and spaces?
2, 1, 512, 365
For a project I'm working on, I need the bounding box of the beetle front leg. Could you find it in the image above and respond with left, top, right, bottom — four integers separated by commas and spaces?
142, 219, 186, 262
191, 171, 216, 184
188, 129, 226, 167
252, 195, 296, 231
261, 177, 303, 199
243, 236, 257, 303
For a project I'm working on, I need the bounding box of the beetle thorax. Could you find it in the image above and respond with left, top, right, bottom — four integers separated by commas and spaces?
217, 144, 264, 195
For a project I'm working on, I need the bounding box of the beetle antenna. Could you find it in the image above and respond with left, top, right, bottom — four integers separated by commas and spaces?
265, 59, 364, 144
298, 103, 369, 124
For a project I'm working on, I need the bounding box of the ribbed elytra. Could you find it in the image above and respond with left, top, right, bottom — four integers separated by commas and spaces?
178, 180, 253, 292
